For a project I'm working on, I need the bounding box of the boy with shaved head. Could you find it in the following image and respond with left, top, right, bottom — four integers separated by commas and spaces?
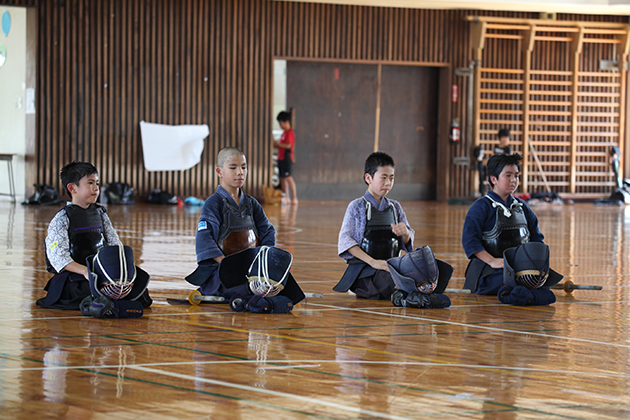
185, 147, 277, 298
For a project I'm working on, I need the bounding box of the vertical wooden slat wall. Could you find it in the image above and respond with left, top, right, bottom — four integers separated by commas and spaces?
0, 0, 35, 5
1, 0, 628, 200
27, 0, 273, 200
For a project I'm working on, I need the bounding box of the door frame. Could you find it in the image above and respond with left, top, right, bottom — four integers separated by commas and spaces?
273, 56, 452, 201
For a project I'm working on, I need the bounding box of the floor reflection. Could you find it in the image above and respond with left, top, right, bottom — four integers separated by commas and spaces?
2, 201, 630, 418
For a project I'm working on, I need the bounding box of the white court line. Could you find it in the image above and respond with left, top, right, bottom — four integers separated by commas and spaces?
294, 300, 628, 311
292, 261, 342, 265
308, 303, 630, 348
0, 298, 624, 322
2, 359, 629, 379
132, 365, 412, 420
294, 282, 337, 286
452, 300, 626, 308
275, 227, 303, 235
562, 389, 619, 400
147, 281, 198, 290
273, 239, 334, 247
0, 311, 228, 322
259, 364, 321, 370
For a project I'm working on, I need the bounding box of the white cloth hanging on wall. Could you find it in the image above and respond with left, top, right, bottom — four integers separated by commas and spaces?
139, 121, 210, 171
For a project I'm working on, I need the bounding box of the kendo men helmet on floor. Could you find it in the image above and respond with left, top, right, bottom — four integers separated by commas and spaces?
498, 242, 563, 306
247, 245, 292, 297
219, 246, 305, 313
503, 242, 562, 289
86, 245, 150, 302
81, 245, 151, 318
219, 246, 305, 306
387, 245, 453, 294
387, 246, 453, 309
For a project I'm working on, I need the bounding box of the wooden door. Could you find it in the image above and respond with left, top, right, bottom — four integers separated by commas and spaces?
286, 61, 439, 200
379, 65, 439, 200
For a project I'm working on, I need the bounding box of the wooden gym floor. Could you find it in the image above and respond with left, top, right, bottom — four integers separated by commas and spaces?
1, 199, 629, 419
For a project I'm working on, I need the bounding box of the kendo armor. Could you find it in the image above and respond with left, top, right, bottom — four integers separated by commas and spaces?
86, 244, 152, 303
503, 242, 563, 290
46, 204, 106, 273
359, 197, 402, 260
89, 245, 137, 299
387, 245, 439, 294
481, 195, 530, 258
217, 197, 259, 255
67, 204, 106, 264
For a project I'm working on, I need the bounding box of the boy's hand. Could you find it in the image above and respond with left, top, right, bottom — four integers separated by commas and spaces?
347, 245, 390, 272
63, 261, 90, 280
391, 223, 411, 245
370, 259, 390, 272
473, 250, 504, 270
488, 257, 504, 269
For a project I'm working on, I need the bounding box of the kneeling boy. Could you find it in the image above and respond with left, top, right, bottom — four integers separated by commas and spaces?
186, 147, 277, 297
462, 153, 545, 295
38, 162, 151, 310
333, 152, 414, 299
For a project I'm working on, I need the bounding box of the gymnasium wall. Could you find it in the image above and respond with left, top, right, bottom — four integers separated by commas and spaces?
0, 6, 27, 200
1, 0, 627, 200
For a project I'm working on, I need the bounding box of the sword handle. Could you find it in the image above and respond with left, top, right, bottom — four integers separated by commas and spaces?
188, 290, 225, 305
551, 280, 603, 294
444, 288, 472, 294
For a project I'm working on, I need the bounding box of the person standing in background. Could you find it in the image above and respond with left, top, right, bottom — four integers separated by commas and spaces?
274, 111, 299, 205
495, 129, 511, 155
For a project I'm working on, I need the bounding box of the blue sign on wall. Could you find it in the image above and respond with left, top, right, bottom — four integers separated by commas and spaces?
2, 11, 11, 37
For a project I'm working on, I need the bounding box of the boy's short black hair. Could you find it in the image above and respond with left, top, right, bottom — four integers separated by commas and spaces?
498, 128, 511, 138
60, 161, 98, 196
364, 152, 395, 184
487, 153, 521, 186
276, 111, 291, 122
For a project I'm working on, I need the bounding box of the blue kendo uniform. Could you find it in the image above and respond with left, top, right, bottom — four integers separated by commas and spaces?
187, 186, 276, 297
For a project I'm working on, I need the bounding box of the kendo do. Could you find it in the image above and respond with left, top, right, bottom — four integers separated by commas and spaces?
334, 194, 406, 299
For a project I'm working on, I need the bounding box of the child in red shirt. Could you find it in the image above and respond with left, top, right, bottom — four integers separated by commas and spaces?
274, 111, 298, 205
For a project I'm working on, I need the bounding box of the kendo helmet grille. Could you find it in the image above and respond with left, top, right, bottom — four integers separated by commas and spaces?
95, 245, 136, 299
